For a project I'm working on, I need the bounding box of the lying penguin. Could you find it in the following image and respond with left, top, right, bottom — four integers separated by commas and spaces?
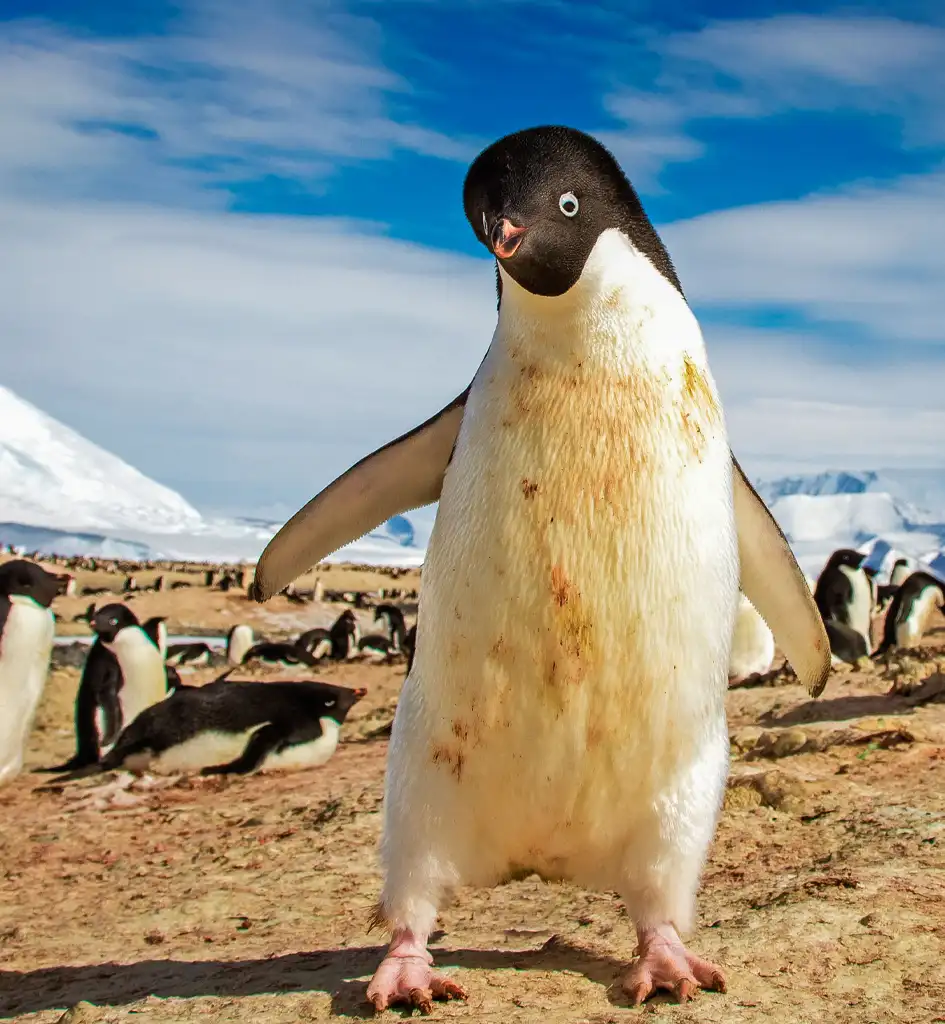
99, 675, 366, 776
0, 560, 59, 783
875, 570, 945, 655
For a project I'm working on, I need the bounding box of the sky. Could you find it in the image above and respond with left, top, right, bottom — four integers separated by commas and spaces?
1, 0, 944, 517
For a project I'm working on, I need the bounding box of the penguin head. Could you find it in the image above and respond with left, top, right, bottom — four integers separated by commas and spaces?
463, 124, 681, 298
91, 603, 141, 643
0, 559, 59, 608
831, 548, 867, 571
317, 683, 367, 725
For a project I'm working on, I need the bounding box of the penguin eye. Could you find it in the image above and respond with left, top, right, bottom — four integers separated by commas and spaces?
325, 699, 335, 707
559, 192, 579, 218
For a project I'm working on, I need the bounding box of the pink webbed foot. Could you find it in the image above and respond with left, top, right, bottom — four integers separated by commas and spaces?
366, 928, 467, 1015
621, 923, 727, 1005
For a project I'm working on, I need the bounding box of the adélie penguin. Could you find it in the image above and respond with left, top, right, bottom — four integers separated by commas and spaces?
249, 125, 831, 1012
100, 675, 367, 775
0, 560, 59, 783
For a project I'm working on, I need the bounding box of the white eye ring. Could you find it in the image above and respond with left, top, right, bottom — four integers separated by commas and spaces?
482, 211, 489, 235
559, 192, 579, 217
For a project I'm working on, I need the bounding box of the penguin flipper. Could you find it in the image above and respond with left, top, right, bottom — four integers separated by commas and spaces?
732, 454, 831, 697
251, 390, 469, 602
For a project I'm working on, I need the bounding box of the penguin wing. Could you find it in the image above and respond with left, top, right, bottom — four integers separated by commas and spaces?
252, 389, 469, 602
732, 455, 831, 697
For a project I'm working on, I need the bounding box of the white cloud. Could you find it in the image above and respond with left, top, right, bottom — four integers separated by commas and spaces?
605, 14, 945, 177
663, 168, 945, 343
0, 1, 476, 206
0, 198, 496, 510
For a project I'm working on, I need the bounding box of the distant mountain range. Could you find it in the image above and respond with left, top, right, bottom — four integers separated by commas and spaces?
0, 382, 942, 577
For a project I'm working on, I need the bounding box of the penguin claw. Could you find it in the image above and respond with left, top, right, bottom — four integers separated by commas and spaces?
366, 930, 467, 1014
619, 923, 726, 1006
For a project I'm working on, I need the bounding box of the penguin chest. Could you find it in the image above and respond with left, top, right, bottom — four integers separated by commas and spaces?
413, 320, 738, 815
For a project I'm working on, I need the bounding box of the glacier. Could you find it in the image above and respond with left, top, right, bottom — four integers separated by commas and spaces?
0, 383, 943, 579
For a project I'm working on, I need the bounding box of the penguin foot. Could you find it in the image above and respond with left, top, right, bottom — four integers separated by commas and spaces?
366, 928, 467, 1015
620, 923, 726, 1005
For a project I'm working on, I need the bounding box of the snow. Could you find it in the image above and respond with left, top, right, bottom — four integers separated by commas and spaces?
1, 383, 943, 578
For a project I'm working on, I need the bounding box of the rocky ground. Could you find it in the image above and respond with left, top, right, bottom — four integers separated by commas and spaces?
0, 573, 943, 1023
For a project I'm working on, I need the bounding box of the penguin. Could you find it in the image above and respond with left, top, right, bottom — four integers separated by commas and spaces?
889, 558, 912, 587
403, 623, 418, 676
727, 593, 775, 684
142, 616, 168, 657
100, 677, 366, 776
165, 641, 212, 666
374, 604, 409, 650
226, 623, 255, 666
875, 570, 945, 654
295, 627, 332, 660
0, 560, 58, 782
329, 608, 360, 660
89, 604, 170, 742
248, 125, 830, 1011
240, 641, 319, 668
813, 548, 873, 663
44, 604, 173, 772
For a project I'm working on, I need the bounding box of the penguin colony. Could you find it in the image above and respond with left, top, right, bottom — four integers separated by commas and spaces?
2, 125, 943, 1014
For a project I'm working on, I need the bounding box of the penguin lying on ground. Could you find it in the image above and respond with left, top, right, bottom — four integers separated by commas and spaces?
43, 604, 173, 772
165, 641, 213, 666
359, 604, 409, 660
239, 641, 319, 668
249, 125, 830, 1011
813, 548, 873, 664
0, 560, 59, 783
874, 570, 945, 655
295, 627, 332, 660
100, 676, 366, 776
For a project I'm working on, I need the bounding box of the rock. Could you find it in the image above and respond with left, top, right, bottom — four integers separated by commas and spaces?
726, 769, 808, 812
56, 1004, 100, 1024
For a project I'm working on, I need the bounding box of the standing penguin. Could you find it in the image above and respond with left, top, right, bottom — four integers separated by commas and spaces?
813, 548, 873, 662
44, 604, 173, 772
249, 126, 830, 1011
875, 570, 945, 654
0, 560, 59, 782
226, 623, 255, 665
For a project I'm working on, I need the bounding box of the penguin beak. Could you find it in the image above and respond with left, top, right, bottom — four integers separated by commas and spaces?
491, 218, 527, 259
353, 687, 368, 701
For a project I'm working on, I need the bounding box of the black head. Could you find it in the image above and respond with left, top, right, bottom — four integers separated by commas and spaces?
318, 683, 367, 724
463, 125, 682, 299
829, 548, 867, 571
91, 603, 141, 643
0, 559, 59, 608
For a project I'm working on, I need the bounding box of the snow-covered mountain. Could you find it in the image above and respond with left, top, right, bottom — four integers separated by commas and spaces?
0, 384, 428, 565
753, 469, 945, 581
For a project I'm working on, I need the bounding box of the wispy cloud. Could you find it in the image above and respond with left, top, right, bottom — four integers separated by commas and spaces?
605, 14, 945, 181
0, 0, 475, 206
664, 168, 945, 344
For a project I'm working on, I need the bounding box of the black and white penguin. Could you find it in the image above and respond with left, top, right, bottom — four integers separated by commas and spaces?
889, 558, 912, 587
0, 560, 59, 782
374, 604, 408, 649
45, 604, 174, 772
100, 678, 367, 776
358, 604, 408, 661
814, 548, 873, 663
875, 570, 945, 654
402, 623, 417, 676
295, 627, 332, 660
727, 593, 775, 684
226, 623, 255, 665
329, 608, 360, 660
142, 616, 168, 657
165, 641, 213, 666
249, 125, 830, 1011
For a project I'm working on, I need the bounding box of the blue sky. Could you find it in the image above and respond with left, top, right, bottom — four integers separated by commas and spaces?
1, 0, 944, 516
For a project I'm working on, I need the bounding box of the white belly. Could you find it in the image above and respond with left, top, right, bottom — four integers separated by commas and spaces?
0, 600, 54, 782
136, 718, 340, 774
728, 594, 776, 679
388, 258, 739, 887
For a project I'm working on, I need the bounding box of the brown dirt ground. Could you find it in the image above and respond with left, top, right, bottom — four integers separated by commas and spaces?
1, 576, 944, 1024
